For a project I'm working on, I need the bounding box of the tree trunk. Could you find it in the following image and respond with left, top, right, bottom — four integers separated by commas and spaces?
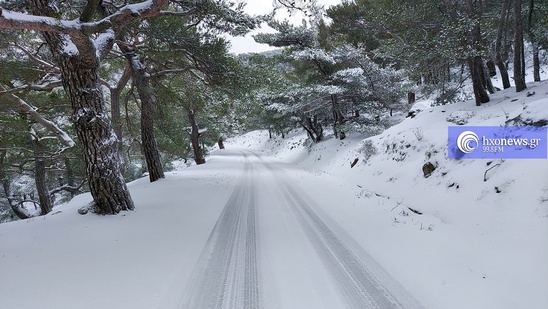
29, 0, 134, 214
31, 135, 52, 215
407, 92, 416, 104
218, 137, 225, 149
468, 57, 491, 106
514, 0, 527, 92
312, 116, 323, 141
64, 157, 77, 198
110, 65, 132, 154
58, 57, 134, 214
495, 0, 512, 89
300, 115, 323, 143
120, 44, 165, 182
482, 61, 496, 94
331, 94, 345, 140
300, 116, 323, 143
466, 0, 490, 105
486, 60, 497, 77
532, 44, 540, 82
527, 0, 541, 82
187, 109, 206, 165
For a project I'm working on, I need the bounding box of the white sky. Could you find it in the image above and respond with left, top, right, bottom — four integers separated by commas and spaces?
229, 0, 343, 54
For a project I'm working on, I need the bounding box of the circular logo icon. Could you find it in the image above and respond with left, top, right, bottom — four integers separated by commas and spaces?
456, 131, 479, 153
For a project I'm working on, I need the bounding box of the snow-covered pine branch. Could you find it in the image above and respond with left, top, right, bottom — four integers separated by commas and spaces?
6, 94, 75, 148
49, 181, 86, 197
0, 0, 166, 60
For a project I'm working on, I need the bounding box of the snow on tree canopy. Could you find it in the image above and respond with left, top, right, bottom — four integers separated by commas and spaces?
292, 48, 335, 64
333, 68, 365, 83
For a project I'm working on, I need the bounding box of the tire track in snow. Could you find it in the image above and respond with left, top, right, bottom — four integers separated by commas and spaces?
182, 154, 259, 309
254, 152, 423, 309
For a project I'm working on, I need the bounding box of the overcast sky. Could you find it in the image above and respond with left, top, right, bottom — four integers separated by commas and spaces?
229, 0, 343, 54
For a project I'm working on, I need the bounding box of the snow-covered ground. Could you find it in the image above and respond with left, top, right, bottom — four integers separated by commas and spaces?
0, 80, 547, 308
223, 80, 548, 308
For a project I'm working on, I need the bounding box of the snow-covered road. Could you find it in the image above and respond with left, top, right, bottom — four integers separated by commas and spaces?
3, 143, 544, 309
0, 148, 427, 309
181, 149, 423, 309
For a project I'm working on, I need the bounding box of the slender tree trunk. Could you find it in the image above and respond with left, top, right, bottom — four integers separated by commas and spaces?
63, 157, 77, 198
514, 0, 527, 92
313, 116, 323, 141
495, 0, 512, 89
120, 44, 165, 182
30, 134, 53, 215
30, 1, 134, 215
532, 45, 540, 81
110, 65, 132, 153
527, 0, 541, 82
482, 61, 496, 94
187, 109, 206, 165
218, 137, 225, 149
331, 94, 345, 140
465, 0, 490, 105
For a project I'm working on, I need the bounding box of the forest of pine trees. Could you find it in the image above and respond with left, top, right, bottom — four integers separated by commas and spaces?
1, 0, 547, 222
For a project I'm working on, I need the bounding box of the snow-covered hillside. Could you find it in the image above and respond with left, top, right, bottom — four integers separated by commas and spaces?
0, 81, 547, 309
228, 80, 548, 308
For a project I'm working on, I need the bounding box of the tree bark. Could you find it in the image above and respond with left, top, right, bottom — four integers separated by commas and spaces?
482, 61, 496, 94
110, 65, 132, 154
486, 60, 497, 77
468, 57, 491, 106
407, 92, 416, 104
59, 57, 134, 214
532, 44, 540, 82
514, 0, 527, 92
330, 94, 345, 140
120, 44, 165, 182
63, 157, 77, 198
527, 0, 541, 82
466, 0, 490, 105
218, 137, 225, 149
187, 109, 206, 165
495, 0, 512, 89
30, 134, 53, 215
300, 115, 323, 142
28, 0, 134, 214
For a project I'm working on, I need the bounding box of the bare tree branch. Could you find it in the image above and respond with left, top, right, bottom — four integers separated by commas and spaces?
0, 80, 63, 95
13, 42, 58, 70
49, 181, 86, 196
